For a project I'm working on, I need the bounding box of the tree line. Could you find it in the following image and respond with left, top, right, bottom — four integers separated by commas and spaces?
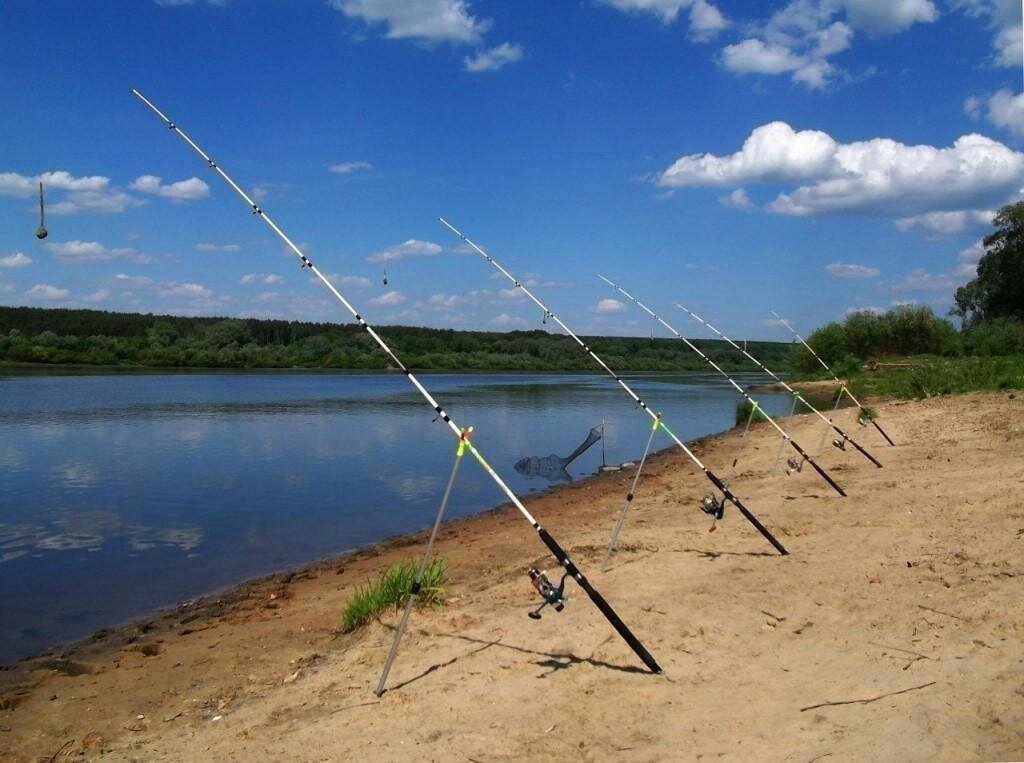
0, 306, 794, 373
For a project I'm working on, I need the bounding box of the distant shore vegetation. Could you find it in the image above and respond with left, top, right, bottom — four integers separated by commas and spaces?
0, 306, 794, 373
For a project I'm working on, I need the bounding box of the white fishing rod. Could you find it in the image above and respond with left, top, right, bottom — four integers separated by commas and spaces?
131, 89, 661, 677
676, 304, 882, 468
439, 218, 789, 556
770, 311, 896, 446
599, 276, 847, 498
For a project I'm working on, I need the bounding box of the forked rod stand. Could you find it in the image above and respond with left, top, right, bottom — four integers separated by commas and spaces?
375, 427, 472, 696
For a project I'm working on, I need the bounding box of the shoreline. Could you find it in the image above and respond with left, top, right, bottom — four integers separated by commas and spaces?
2, 391, 1021, 761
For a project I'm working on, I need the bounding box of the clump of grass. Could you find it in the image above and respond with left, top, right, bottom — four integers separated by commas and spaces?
341, 556, 448, 633
735, 398, 772, 426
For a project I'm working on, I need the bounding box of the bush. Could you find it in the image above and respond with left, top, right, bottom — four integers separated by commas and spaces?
963, 318, 1024, 356
341, 556, 448, 632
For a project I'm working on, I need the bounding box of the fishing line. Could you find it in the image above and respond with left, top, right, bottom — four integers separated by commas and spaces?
439, 217, 788, 556
131, 89, 662, 677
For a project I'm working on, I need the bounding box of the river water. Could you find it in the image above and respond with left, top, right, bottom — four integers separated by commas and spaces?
0, 370, 792, 664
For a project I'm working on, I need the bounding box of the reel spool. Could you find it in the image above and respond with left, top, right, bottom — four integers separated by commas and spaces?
785, 456, 804, 475
832, 438, 847, 451
699, 494, 724, 520
857, 415, 869, 427
527, 567, 568, 619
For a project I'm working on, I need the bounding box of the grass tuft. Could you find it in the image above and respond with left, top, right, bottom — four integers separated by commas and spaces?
341, 556, 448, 633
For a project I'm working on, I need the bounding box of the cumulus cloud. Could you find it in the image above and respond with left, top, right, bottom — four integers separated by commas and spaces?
657, 121, 1024, 220
896, 209, 994, 235
25, 283, 69, 300
590, 298, 628, 313
339, 275, 373, 288
958, 0, 1021, 66
464, 42, 523, 72
826, 261, 880, 277
329, 0, 490, 43
0, 170, 142, 214
370, 290, 407, 306
719, 187, 755, 210
366, 238, 443, 263
719, 0, 935, 89
0, 252, 32, 268
599, 0, 728, 39
130, 175, 210, 201
329, 161, 374, 174
83, 289, 110, 302
982, 89, 1024, 136
47, 240, 146, 262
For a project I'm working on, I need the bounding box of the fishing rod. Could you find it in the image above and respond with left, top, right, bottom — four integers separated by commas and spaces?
131, 89, 662, 676
770, 311, 896, 446
676, 304, 882, 469
599, 276, 846, 498
439, 217, 789, 556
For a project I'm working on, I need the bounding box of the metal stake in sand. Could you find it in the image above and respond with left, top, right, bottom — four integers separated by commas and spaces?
131, 89, 661, 677
676, 304, 883, 468
770, 311, 896, 447
599, 276, 847, 498
376, 427, 471, 696
439, 217, 788, 556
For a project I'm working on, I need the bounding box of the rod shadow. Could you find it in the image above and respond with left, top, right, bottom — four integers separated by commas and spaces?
382, 628, 649, 693
677, 547, 779, 561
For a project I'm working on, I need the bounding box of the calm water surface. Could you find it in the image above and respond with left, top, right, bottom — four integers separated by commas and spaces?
0, 370, 791, 664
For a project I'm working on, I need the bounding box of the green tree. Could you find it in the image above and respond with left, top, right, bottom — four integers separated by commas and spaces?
954, 201, 1024, 326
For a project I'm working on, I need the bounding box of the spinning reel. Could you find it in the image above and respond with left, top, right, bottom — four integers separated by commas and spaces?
785, 456, 805, 475
527, 567, 568, 619
832, 437, 847, 451
699, 493, 725, 520
857, 415, 869, 427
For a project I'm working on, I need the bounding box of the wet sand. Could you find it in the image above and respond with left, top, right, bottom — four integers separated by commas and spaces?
1, 391, 1022, 761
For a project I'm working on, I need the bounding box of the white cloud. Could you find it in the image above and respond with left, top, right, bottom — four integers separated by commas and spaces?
0, 170, 142, 214
370, 290, 406, 306
366, 238, 443, 263
47, 240, 145, 262
844, 305, 886, 315
964, 95, 983, 119
329, 161, 374, 174
895, 209, 994, 235
719, 1, 934, 89
25, 283, 69, 300
599, 0, 728, 39
719, 187, 754, 210
891, 265, 975, 294
490, 312, 527, 327
826, 261, 880, 277
83, 289, 110, 302
0, 170, 109, 197
841, 0, 938, 36
0, 252, 32, 268
130, 175, 210, 201
983, 89, 1024, 136
240, 273, 283, 285
339, 275, 373, 288
658, 121, 1024, 220
425, 293, 468, 310
196, 242, 241, 252
590, 298, 628, 313
329, 0, 491, 43
957, 0, 1021, 66
464, 42, 523, 72
157, 282, 213, 299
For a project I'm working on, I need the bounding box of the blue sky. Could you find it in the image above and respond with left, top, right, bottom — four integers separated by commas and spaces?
1, 0, 1022, 340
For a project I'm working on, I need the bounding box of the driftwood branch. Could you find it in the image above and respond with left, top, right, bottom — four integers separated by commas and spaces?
800, 681, 936, 712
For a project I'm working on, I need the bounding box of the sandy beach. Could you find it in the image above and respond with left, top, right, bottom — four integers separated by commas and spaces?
1, 390, 1022, 761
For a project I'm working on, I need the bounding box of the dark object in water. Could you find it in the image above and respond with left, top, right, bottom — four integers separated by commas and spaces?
515, 426, 602, 483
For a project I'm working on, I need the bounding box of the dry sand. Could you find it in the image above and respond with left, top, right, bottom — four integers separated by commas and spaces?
1, 391, 1022, 761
